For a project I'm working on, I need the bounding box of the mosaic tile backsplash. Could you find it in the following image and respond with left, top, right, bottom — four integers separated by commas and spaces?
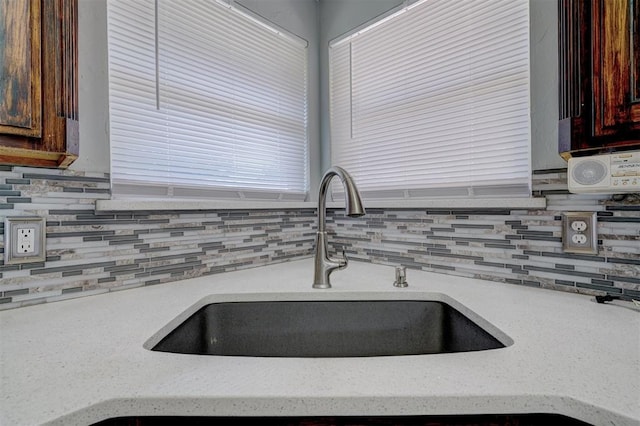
1, 165, 638, 309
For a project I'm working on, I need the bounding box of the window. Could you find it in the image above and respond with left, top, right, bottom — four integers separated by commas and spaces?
107, 0, 309, 200
329, 0, 531, 199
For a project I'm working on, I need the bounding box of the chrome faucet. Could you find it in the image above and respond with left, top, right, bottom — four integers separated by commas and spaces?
313, 166, 366, 289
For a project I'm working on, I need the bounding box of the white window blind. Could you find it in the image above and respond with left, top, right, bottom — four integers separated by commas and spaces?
107, 0, 309, 200
329, 0, 531, 199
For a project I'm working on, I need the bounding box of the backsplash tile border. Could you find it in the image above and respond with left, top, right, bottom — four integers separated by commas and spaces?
1, 166, 638, 309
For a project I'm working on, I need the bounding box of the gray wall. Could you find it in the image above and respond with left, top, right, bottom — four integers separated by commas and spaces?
530, 0, 565, 170
73, 0, 566, 180
75, 0, 110, 173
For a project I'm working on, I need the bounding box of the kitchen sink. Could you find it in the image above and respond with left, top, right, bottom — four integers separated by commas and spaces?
147, 298, 509, 357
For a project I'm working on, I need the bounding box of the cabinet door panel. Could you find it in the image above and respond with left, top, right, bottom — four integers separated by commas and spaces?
632, 0, 639, 123
0, 0, 78, 168
559, 0, 640, 159
593, 0, 639, 135
0, 0, 41, 137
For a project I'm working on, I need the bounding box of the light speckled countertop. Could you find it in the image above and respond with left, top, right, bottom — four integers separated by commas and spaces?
1, 259, 638, 426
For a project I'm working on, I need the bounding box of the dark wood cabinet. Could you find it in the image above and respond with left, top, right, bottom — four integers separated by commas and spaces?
559, 0, 640, 159
0, 0, 78, 168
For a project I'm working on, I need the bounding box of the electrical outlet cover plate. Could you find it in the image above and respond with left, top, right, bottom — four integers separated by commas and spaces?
562, 212, 598, 255
4, 217, 46, 264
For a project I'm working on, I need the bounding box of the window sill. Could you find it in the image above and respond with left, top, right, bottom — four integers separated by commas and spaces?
95, 199, 314, 212
95, 197, 546, 212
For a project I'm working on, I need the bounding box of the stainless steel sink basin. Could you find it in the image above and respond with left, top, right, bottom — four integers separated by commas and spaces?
147, 299, 508, 357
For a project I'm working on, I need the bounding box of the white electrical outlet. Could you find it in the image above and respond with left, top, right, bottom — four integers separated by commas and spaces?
4, 217, 47, 264
562, 212, 598, 255
17, 228, 36, 254
571, 234, 587, 244
570, 220, 588, 232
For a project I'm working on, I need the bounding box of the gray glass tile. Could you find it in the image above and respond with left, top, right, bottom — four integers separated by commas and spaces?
48, 230, 116, 238
484, 243, 517, 249
607, 257, 640, 265
139, 247, 171, 253
75, 214, 115, 220
591, 279, 614, 286
598, 216, 640, 223
31, 261, 116, 275
539, 251, 606, 262
19, 262, 45, 269
555, 264, 575, 270
576, 282, 622, 294
104, 234, 139, 241
108, 239, 143, 246
82, 236, 103, 242
605, 205, 640, 211
0, 265, 20, 272
451, 224, 494, 229
607, 275, 640, 284
623, 288, 640, 298
4, 289, 29, 296
428, 252, 482, 261
430, 264, 456, 271
475, 261, 505, 268
104, 264, 142, 273
524, 265, 605, 279
61, 220, 138, 226
22, 173, 110, 183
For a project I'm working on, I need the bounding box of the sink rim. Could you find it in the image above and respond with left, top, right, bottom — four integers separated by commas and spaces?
143, 291, 514, 354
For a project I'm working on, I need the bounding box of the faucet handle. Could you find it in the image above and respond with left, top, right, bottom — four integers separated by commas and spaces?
335, 250, 348, 269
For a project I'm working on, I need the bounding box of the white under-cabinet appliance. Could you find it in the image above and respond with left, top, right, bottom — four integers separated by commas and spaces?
567, 151, 640, 194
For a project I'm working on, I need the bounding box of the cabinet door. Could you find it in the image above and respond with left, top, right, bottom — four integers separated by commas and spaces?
558, 0, 640, 159
593, 0, 640, 135
0, 0, 41, 137
0, 0, 78, 168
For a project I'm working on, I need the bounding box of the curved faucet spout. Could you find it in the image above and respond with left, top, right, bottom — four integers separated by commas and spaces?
317, 166, 365, 232
313, 166, 365, 289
